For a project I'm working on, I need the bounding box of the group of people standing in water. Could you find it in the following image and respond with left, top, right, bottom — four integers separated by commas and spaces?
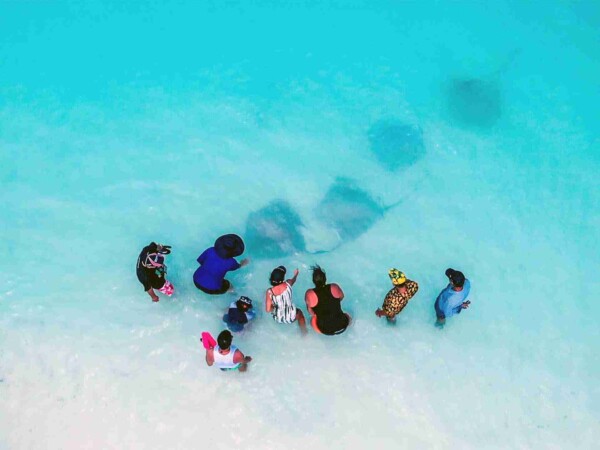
136, 234, 472, 373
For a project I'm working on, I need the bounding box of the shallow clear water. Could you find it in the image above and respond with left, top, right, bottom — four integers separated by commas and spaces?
1, 1, 599, 449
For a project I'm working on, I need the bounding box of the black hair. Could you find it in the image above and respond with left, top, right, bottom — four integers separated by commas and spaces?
217, 330, 233, 349
311, 265, 327, 288
452, 274, 465, 288
269, 266, 286, 286
446, 268, 466, 288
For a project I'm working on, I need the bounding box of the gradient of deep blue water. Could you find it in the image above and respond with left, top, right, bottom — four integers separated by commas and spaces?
1, 1, 599, 449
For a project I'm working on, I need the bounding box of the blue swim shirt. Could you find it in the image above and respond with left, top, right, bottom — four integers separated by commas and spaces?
434, 279, 471, 319
193, 247, 241, 291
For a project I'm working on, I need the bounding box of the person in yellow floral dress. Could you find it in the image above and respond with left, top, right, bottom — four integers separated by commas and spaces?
375, 269, 419, 323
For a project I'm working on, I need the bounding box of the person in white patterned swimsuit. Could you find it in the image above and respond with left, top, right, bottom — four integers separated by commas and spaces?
265, 266, 307, 335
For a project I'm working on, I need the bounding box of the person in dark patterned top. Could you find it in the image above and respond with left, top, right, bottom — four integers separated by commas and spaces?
375, 268, 419, 323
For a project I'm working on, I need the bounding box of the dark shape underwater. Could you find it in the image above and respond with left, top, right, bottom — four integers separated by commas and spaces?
244, 200, 306, 259
447, 78, 501, 127
367, 119, 426, 171
316, 177, 396, 242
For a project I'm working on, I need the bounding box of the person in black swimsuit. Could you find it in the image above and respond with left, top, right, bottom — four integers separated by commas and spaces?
136, 242, 173, 302
304, 265, 351, 335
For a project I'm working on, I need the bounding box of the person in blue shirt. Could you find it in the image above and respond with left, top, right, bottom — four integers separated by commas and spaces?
193, 234, 249, 295
434, 268, 471, 326
223, 296, 256, 332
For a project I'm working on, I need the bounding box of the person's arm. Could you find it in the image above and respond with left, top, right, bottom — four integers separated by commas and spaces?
233, 349, 252, 372
435, 291, 447, 322
406, 280, 419, 297
305, 289, 317, 316
459, 280, 471, 310
227, 258, 241, 271
205, 348, 214, 366
233, 349, 252, 364
229, 258, 249, 272
376, 290, 395, 318
286, 269, 299, 287
265, 290, 273, 313
330, 283, 344, 300
449, 295, 470, 315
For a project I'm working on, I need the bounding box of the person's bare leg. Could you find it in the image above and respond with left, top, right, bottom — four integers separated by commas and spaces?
296, 309, 308, 335
147, 288, 159, 302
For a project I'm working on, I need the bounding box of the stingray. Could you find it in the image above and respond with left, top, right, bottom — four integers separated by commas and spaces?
446, 49, 520, 128
446, 77, 502, 127
316, 177, 399, 242
244, 199, 307, 259
367, 119, 426, 171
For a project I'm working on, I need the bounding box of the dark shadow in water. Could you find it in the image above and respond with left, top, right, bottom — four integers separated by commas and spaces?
244, 199, 306, 259
316, 177, 389, 242
367, 119, 426, 171
447, 77, 502, 128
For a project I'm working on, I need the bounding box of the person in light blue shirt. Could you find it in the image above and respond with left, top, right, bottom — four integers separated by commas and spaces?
434, 268, 471, 326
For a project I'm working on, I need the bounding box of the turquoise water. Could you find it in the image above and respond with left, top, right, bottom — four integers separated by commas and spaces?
1, 1, 599, 448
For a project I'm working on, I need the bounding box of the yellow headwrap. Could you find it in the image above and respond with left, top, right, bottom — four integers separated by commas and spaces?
388, 268, 406, 285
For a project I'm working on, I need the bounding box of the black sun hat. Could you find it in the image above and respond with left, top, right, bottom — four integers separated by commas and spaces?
214, 234, 245, 258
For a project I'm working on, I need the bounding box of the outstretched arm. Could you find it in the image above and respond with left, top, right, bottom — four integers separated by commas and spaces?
286, 269, 300, 286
